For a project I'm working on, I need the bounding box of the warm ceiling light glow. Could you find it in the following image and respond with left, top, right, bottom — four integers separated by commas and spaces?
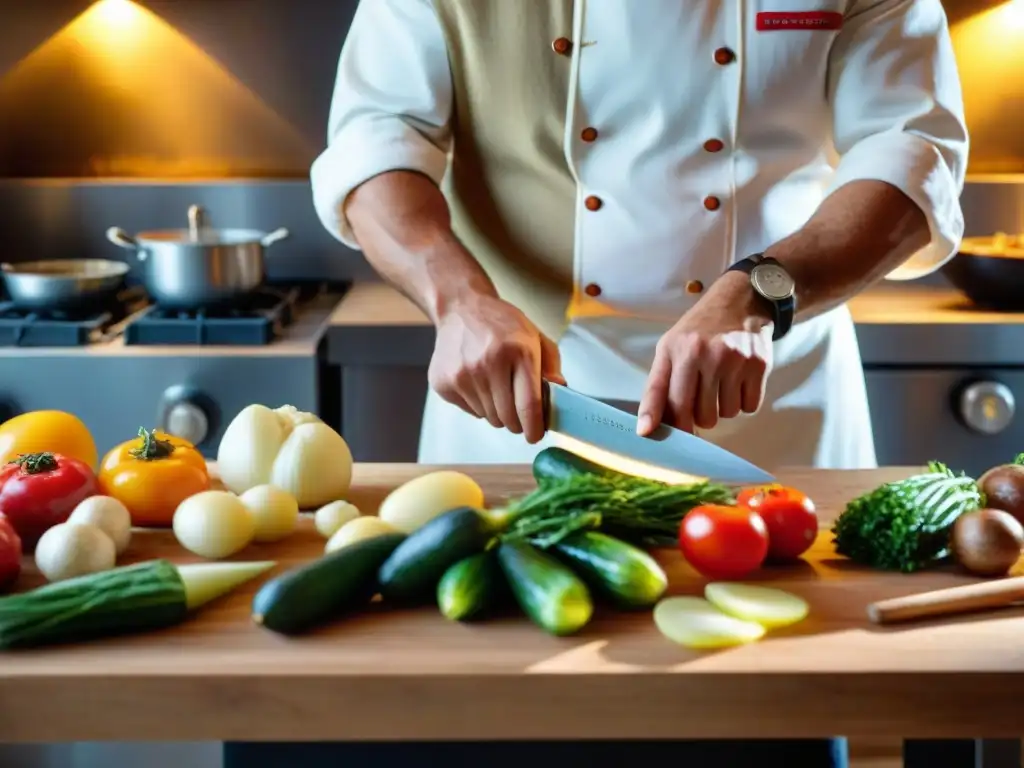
0, 0, 314, 179
551, 433, 704, 486
90, 0, 140, 30
949, 1, 1024, 173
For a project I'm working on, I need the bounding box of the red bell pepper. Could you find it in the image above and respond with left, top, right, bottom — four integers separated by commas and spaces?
0, 514, 21, 591
0, 452, 97, 549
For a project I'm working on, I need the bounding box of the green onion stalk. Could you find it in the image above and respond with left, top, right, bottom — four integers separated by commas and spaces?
487, 473, 734, 548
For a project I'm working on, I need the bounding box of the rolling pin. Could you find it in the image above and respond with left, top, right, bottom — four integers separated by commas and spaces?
867, 576, 1024, 625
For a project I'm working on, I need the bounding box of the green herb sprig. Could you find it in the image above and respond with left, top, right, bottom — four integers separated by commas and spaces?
831, 461, 982, 573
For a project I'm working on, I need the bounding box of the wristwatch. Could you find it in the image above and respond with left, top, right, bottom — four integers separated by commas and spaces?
726, 254, 796, 341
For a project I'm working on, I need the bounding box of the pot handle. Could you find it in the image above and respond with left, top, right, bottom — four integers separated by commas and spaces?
106, 227, 146, 261
261, 228, 290, 248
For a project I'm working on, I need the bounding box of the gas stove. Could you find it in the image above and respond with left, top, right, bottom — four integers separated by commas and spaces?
0, 281, 345, 348
0, 280, 350, 459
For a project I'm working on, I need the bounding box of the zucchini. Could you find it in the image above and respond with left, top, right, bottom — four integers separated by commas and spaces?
497, 541, 593, 636
437, 551, 506, 621
378, 507, 496, 603
0, 559, 274, 649
553, 531, 667, 608
532, 446, 633, 485
253, 533, 404, 635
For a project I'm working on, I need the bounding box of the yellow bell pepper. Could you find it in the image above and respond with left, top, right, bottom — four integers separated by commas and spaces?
99, 428, 210, 527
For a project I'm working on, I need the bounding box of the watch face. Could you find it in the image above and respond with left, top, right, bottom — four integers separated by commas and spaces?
751, 263, 794, 301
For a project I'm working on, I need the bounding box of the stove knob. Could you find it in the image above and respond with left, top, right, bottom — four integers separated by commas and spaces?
958, 381, 1015, 435
163, 401, 209, 446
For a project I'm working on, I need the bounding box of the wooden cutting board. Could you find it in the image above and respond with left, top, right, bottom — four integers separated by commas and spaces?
1, 464, 1023, 743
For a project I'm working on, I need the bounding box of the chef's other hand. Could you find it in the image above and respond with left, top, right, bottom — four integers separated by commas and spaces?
637, 294, 772, 435
429, 293, 565, 443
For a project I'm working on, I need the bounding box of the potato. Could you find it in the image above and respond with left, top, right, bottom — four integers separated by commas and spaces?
68, 496, 132, 556
35, 522, 116, 582
704, 583, 809, 629
378, 470, 484, 533
314, 500, 361, 539
978, 465, 1024, 526
173, 491, 255, 559
653, 596, 765, 649
952, 508, 1024, 577
239, 485, 299, 543
325, 516, 398, 553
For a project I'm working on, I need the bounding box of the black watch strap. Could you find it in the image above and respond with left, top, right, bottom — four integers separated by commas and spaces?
726, 255, 795, 342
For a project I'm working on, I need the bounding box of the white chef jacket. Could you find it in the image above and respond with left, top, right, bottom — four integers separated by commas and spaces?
311, 0, 968, 470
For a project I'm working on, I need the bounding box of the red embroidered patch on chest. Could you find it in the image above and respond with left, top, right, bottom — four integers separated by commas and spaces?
756, 11, 844, 30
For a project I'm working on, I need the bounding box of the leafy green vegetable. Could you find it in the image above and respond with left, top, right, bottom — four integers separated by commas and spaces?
831, 461, 983, 572
494, 473, 733, 548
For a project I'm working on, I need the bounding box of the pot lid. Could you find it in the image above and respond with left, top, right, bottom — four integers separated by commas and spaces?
135, 227, 272, 246
135, 204, 279, 245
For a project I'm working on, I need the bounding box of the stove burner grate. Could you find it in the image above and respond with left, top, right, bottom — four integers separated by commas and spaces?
0, 287, 147, 347
123, 287, 300, 346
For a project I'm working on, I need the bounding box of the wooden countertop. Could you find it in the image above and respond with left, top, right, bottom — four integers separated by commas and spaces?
329, 282, 1024, 329
3, 463, 1024, 742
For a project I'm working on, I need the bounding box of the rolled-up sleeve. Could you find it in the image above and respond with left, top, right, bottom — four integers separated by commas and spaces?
310, 0, 453, 249
827, 0, 969, 280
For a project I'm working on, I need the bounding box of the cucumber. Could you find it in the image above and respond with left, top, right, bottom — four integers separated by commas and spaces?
437, 551, 506, 621
253, 533, 405, 635
553, 531, 667, 608
497, 541, 593, 636
378, 506, 496, 603
532, 446, 633, 485
0, 559, 274, 649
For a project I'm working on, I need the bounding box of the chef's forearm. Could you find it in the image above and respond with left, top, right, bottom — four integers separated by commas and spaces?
345, 170, 498, 324
764, 179, 931, 319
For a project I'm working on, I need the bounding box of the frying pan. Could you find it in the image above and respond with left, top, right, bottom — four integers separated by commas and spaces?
942, 234, 1024, 311
0, 259, 129, 312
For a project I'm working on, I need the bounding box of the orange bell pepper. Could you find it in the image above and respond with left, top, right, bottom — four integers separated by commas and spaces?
99, 427, 210, 527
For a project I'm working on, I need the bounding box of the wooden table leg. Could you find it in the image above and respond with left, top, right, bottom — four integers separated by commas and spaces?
903, 739, 1021, 768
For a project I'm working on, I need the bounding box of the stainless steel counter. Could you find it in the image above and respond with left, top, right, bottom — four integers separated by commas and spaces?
326, 282, 1024, 367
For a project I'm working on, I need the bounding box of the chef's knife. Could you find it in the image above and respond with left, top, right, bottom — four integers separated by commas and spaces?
542, 381, 775, 485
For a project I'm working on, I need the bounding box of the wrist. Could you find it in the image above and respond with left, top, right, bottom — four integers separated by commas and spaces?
708, 270, 774, 325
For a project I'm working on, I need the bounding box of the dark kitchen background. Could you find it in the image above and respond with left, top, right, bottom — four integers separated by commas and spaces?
0, 0, 372, 283
0, 0, 1019, 284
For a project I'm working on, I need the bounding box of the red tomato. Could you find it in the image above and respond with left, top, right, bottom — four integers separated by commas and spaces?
738, 485, 818, 561
0, 452, 97, 549
678, 504, 769, 580
0, 514, 21, 591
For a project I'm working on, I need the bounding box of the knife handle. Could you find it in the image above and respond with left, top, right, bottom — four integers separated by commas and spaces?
540, 379, 552, 429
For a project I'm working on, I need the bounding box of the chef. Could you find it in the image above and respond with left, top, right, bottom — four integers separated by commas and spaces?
306, 0, 968, 766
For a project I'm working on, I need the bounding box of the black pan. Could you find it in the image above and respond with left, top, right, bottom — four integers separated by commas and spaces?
942, 235, 1024, 311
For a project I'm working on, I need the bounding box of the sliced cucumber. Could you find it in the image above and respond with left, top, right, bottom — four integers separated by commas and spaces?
553, 531, 667, 608
654, 596, 765, 649
437, 551, 506, 622
704, 583, 809, 629
498, 541, 593, 636
378, 507, 496, 604
252, 533, 405, 635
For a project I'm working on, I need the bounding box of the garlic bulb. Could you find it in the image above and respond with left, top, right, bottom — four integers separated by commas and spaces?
217, 403, 353, 509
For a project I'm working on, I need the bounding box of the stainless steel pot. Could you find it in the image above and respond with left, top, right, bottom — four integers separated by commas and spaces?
105, 204, 289, 308
0, 259, 129, 311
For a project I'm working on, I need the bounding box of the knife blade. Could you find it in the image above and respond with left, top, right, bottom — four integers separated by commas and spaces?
542, 381, 775, 485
